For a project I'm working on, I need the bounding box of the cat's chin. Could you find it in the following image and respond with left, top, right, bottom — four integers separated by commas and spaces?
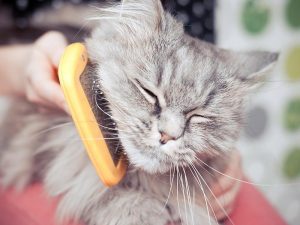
140, 159, 170, 174
128, 148, 171, 174
121, 137, 196, 174
121, 139, 171, 174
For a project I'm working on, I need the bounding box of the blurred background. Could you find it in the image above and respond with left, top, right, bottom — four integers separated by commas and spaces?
216, 1, 300, 224
0, 0, 300, 224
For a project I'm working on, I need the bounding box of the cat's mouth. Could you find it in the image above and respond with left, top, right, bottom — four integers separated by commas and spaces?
136, 151, 193, 174
120, 136, 195, 174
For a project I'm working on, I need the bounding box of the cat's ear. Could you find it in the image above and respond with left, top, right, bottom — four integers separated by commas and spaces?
233, 51, 279, 89
130, 0, 165, 32
124, 0, 165, 21
90, 0, 165, 38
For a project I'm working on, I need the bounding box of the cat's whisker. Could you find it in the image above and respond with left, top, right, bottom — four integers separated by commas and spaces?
101, 132, 119, 136
162, 162, 175, 212
86, 10, 145, 41
31, 118, 125, 139
110, 103, 130, 119
179, 169, 189, 224
85, 16, 143, 32
195, 156, 300, 187
189, 162, 235, 225
92, 5, 151, 18
94, 93, 130, 118
114, 141, 120, 155
196, 162, 229, 202
182, 167, 195, 225
71, 20, 91, 42
175, 165, 183, 223
188, 165, 220, 224
31, 121, 74, 138
91, 136, 119, 140
187, 165, 213, 225
91, 121, 126, 132
90, 4, 148, 17
192, 186, 196, 222
79, 137, 120, 141
94, 95, 130, 126
192, 157, 222, 188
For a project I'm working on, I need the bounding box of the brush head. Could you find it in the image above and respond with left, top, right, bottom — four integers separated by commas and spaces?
58, 43, 127, 187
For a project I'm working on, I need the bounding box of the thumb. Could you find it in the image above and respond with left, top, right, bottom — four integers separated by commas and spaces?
36, 31, 68, 68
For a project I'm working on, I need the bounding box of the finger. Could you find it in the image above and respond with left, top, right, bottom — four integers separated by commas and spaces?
36, 31, 68, 67
29, 72, 69, 113
214, 204, 234, 221
209, 179, 241, 219
212, 197, 235, 221
212, 167, 243, 198
211, 151, 242, 196
38, 81, 69, 113
210, 198, 233, 221
37, 106, 52, 114
27, 50, 70, 114
29, 40, 63, 88
25, 87, 54, 109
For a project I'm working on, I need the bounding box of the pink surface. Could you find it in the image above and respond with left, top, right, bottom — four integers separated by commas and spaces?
0, 184, 81, 225
0, 182, 287, 225
224, 182, 287, 225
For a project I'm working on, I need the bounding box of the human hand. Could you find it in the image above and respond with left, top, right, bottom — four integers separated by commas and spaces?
209, 151, 242, 221
24, 31, 68, 113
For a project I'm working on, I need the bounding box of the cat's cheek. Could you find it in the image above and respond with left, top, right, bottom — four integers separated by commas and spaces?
146, 119, 161, 147
145, 130, 161, 147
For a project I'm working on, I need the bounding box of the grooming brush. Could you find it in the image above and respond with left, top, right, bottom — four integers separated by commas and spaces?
58, 43, 127, 187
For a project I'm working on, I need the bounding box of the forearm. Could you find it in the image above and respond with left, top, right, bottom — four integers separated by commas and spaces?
0, 44, 32, 96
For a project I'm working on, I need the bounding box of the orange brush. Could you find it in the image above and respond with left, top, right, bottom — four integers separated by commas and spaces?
58, 43, 127, 187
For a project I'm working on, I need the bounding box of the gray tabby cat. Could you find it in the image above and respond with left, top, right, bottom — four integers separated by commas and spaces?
0, 1, 278, 225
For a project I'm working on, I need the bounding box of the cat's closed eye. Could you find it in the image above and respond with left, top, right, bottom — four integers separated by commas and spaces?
189, 114, 212, 123
133, 79, 158, 105
185, 108, 212, 124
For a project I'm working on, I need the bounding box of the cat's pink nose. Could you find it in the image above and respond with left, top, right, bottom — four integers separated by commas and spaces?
160, 131, 176, 144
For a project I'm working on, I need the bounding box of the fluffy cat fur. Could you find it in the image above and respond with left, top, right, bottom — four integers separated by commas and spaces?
0, 1, 278, 225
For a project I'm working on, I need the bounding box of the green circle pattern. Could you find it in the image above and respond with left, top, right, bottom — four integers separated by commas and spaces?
284, 98, 300, 131
286, 0, 300, 29
242, 0, 270, 35
285, 46, 300, 80
283, 147, 300, 179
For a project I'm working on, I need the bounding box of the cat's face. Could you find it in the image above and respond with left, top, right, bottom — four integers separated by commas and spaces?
86, 0, 277, 173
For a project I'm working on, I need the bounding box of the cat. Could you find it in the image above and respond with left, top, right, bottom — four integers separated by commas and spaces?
0, 0, 278, 225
